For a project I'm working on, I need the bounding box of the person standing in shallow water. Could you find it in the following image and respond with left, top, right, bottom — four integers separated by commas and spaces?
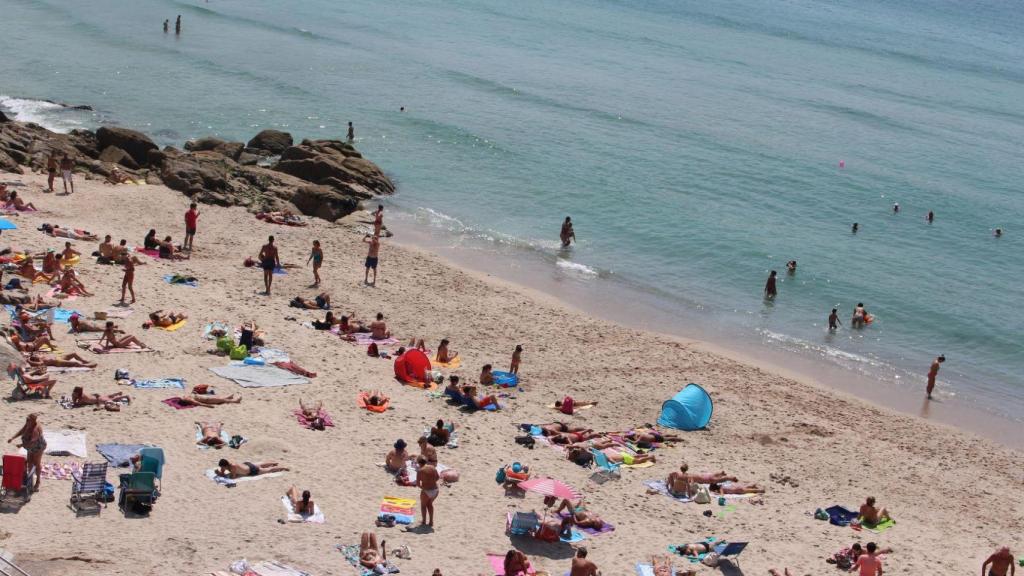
764, 270, 778, 298
560, 217, 575, 247
852, 222, 859, 234
347, 122, 354, 141
927, 210, 934, 223
828, 308, 842, 331
163, 19, 168, 33
175, 15, 181, 34
926, 355, 944, 399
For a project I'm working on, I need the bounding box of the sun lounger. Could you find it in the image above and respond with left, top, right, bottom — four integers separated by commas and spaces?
69, 461, 108, 514
506, 510, 540, 536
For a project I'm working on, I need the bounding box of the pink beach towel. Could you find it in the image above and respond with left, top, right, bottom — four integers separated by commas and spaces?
294, 408, 334, 429
487, 554, 536, 576
350, 332, 400, 346
162, 397, 197, 410
134, 247, 161, 259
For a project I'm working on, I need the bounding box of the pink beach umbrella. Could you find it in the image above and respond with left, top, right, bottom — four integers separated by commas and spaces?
517, 477, 581, 501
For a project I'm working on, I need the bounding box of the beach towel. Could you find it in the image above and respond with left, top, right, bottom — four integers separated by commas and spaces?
561, 529, 586, 543
47, 366, 93, 373
398, 460, 449, 486
134, 247, 160, 259
43, 429, 87, 457
351, 332, 399, 346
158, 319, 187, 331
281, 495, 325, 523
668, 537, 718, 562
40, 460, 84, 480
195, 423, 232, 449
294, 408, 334, 429
49, 308, 78, 324
163, 274, 198, 287
358, 391, 390, 412
163, 397, 198, 410
248, 560, 311, 576
209, 364, 310, 388
204, 469, 284, 487
379, 496, 415, 524
253, 347, 290, 364
433, 356, 461, 369
272, 361, 316, 378
826, 505, 858, 526
203, 321, 230, 340
45, 286, 78, 300
96, 443, 152, 467
103, 307, 134, 319
337, 545, 375, 576
133, 377, 185, 389
636, 563, 676, 576
487, 553, 537, 576
558, 512, 615, 535
859, 517, 895, 533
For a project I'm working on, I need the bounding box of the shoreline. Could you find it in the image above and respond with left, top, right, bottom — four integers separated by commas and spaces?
385, 215, 1024, 450
0, 172, 1020, 575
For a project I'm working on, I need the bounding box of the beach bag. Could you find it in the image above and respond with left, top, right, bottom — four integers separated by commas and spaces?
694, 486, 712, 504
367, 343, 379, 357
101, 481, 115, 502
114, 368, 130, 380
495, 467, 507, 484
229, 345, 248, 361
216, 335, 234, 352
514, 435, 535, 449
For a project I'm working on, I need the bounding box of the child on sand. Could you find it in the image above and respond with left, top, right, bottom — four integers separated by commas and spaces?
510, 344, 522, 375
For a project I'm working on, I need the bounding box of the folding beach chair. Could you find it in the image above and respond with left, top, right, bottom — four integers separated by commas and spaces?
118, 471, 157, 514
1, 454, 34, 503
7, 364, 48, 401
714, 542, 748, 567
70, 461, 108, 514
138, 447, 164, 491
506, 510, 540, 536
589, 448, 621, 479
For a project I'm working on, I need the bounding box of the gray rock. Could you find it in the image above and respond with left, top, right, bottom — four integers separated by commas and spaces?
290, 185, 359, 222
247, 129, 293, 154
98, 145, 139, 170
96, 126, 158, 166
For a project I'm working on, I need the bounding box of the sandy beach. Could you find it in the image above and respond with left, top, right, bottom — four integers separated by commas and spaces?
0, 171, 1021, 576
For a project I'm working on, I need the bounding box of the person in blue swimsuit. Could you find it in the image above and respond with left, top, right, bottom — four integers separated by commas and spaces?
307, 240, 323, 287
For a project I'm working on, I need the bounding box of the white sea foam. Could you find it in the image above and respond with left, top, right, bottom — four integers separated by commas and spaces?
0, 95, 86, 133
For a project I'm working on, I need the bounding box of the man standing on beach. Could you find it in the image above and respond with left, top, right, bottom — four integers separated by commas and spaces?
569, 548, 599, 576
828, 308, 842, 331
347, 121, 355, 142
60, 153, 75, 194
415, 455, 439, 527
764, 270, 778, 298
363, 233, 380, 285
982, 546, 1015, 576
46, 152, 59, 192
184, 202, 199, 251
258, 236, 280, 295
926, 355, 945, 399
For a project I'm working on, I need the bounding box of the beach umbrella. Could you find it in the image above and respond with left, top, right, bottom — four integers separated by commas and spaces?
0, 218, 16, 231
517, 477, 581, 501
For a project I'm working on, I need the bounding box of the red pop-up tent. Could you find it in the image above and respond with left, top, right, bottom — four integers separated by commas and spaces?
394, 349, 432, 386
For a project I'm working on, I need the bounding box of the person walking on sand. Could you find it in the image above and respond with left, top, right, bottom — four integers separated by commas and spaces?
415, 455, 439, 526
184, 202, 199, 251
828, 308, 842, 331
927, 355, 945, 399
570, 547, 599, 576
363, 233, 380, 285
307, 239, 323, 287
258, 236, 280, 295
46, 152, 59, 192
60, 153, 75, 194
347, 121, 355, 141
510, 344, 522, 375
764, 270, 778, 298
561, 217, 575, 247
120, 256, 136, 304
175, 15, 181, 34
982, 546, 1015, 576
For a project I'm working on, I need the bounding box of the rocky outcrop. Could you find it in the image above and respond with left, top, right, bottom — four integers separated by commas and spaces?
95, 126, 158, 166
0, 116, 394, 222
247, 129, 292, 154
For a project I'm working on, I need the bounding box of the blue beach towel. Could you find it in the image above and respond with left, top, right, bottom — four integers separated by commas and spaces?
132, 378, 185, 389
95, 443, 152, 467
163, 274, 198, 287
826, 505, 858, 526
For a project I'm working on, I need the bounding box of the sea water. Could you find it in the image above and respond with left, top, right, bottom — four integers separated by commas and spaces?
2, 0, 1022, 431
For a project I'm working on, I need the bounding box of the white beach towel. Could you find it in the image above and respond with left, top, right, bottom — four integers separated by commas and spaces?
280, 496, 325, 523
205, 469, 285, 487
43, 429, 87, 457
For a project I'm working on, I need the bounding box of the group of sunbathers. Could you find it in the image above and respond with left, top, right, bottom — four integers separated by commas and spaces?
443, 375, 500, 410
143, 229, 189, 260
666, 463, 765, 496
527, 422, 680, 467
256, 210, 307, 226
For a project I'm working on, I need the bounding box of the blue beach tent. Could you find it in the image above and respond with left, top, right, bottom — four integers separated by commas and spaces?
657, 383, 713, 430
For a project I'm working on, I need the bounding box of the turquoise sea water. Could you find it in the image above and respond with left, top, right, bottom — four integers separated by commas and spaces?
2, 0, 1022, 426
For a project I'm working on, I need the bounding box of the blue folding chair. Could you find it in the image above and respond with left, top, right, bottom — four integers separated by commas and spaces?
714, 542, 748, 567
506, 511, 540, 536
589, 448, 621, 479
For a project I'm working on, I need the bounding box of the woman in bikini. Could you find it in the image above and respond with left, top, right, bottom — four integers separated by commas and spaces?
28, 352, 96, 369
57, 268, 93, 296
436, 338, 458, 363
7, 413, 45, 490
146, 310, 188, 328
98, 321, 147, 350
286, 486, 315, 515
359, 532, 388, 570
71, 386, 129, 411
178, 394, 242, 408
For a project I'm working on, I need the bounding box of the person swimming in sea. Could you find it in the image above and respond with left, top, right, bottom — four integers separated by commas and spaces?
828, 308, 842, 331
852, 222, 859, 234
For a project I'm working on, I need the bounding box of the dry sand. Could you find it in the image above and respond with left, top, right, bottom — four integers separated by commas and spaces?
0, 172, 1021, 576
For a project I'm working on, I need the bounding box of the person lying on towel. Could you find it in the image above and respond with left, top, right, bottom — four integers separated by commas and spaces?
216, 458, 289, 478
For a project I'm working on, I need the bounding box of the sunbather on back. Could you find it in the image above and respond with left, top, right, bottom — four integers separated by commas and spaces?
216, 459, 288, 478
147, 310, 188, 328
29, 352, 96, 369
601, 446, 656, 465
549, 430, 600, 445
674, 541, 714, 556
71, 386, 128, 411
196, 421, 226, 447
710, 481, 764, 494
179, 394, 242, 408
537, 422, 589, 437
359, 532, 387, 570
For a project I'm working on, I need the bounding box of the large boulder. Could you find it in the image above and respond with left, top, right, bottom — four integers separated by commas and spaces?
184, 137, 244, 160
290, 185, 359, 222
274, 139, 393, 195
98, 145, 139, 170
95, 126, 157, 166
159, 152, 231, 196
0, 111, 10, 123
0, 150, 23, 174
247, 129, 292, 154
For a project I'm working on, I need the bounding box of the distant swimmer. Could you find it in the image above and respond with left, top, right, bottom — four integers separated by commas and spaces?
347, 121, 354, 142
786, 260, 797, 274
764, 270, 778, 298
560, 217, 575, 247
175, 15, 181, 34
851, 302, 867, 329
994, 228, 1003, 237
163, 19, 169, 33
926, 355, 944, 399
400, 106, 405, 112
893, 202, 899, 213
852, 222, 859, 234
927, 210, 934, 223
828, 308, 841, 331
